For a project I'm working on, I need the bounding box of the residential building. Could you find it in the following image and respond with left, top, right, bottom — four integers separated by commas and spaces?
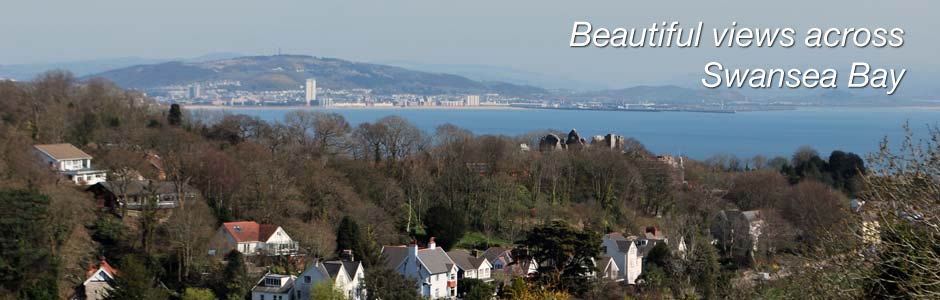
34, 143, 107, 185
77, 257, 118, 300
295, 253, 366, 300
382, 238, 458, 299
595, 256, 620, 281
447, 249, 493, 282
711, 210, 764, 261
601, 232, 640, 284
251, 274, 296, 300
212, 221, 299, 257
87, 180, 197, 210
481, 247, 537, 279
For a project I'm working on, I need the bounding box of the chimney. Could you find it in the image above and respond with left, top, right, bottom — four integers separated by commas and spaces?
428, 237, 436, 250
646, 226, 658, 237
471, 249, 479, 257
410, 239, 419, 258
341, 249, 354, 262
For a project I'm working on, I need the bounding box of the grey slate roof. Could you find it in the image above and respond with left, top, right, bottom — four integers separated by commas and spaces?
418, 248, 455, 274
447, 250, 478, 271
342, 261, 362, 277
382, 246, 409, 270
482, 247, 513, 263
382, 245, 455, 275
615, 240, 633, 253
323, 261, 344, 279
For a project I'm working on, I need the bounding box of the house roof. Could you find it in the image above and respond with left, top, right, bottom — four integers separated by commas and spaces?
34, 144, 92, 160
419, 247, 455, 274
482, 247, 513, 263
341, 260, 362, 276
251, 275, 295, 294
597, 256, 616, 273
615, 240, 634, 253
382, 245, 456, 275
221, 221, 281, 243
320, 260, 361, 280
93, 180, 198, 196
447, 250, 489, 271
742, 210, 761, 221
323, 261, 345, 279
382, 246, 410, 271
86, 257, 118, 280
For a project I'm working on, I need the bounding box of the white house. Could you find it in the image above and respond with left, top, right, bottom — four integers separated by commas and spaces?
295, 256, 366, 300
34, 143, 107, 185
382, 238, 458, 299
447, 249, 493, 282
595, 256, 620, 281
78, 257, 118, 300
212, 221, 299, 257
601, 232, 641, 284
250, 274, 296, 300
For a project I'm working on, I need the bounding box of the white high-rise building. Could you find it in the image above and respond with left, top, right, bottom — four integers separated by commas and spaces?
188, 84, 201, 99
305, 78, 317, 106
465, 95, 480, 106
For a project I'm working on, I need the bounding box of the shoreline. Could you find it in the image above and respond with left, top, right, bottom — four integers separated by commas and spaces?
184, 104, 940, 112
184, 105, 524, 111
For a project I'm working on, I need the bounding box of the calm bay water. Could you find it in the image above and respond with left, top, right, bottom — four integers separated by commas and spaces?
193, 107, 940, 160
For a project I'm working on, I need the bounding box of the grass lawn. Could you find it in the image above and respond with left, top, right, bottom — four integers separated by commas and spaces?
455, 231, 513, 250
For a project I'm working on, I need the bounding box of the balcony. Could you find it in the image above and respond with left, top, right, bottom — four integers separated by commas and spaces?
261, 242, 300, 256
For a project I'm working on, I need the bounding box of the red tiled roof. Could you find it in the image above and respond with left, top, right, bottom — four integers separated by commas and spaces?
87, 257, 118, 279
222, 221, 280, 243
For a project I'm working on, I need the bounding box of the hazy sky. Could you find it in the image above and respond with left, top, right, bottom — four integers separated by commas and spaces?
2, 0, 936, 87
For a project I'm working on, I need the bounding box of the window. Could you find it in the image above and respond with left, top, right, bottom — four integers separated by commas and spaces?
259, 295, 265, 300
304, 276, 311, 283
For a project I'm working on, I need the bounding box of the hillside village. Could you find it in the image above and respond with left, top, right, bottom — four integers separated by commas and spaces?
0, 74, 936, 300
32, 138, 848, 300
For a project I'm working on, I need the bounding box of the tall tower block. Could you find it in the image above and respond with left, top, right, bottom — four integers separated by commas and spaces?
305, 78, 317, 106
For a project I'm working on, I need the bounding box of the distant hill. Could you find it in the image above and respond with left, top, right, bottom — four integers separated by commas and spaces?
0, 52, 244, 81
570, 85, 745, 104
85, 55, 549, 97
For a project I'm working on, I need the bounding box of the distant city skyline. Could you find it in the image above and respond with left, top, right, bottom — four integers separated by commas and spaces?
1, 0, 937, 88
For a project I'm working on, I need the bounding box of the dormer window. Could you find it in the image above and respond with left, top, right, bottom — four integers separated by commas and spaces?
234, 225, 241, 232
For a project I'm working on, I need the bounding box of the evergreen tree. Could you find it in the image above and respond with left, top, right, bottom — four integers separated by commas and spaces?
517, 220, 600, 296
0, 189, 58, 299
693, 239, 720, 300
423, 205, 467, 250
336, 216, 363, 257
364, 267, 421, 300
168, 104, 183, 126
218, 250, 249, 300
